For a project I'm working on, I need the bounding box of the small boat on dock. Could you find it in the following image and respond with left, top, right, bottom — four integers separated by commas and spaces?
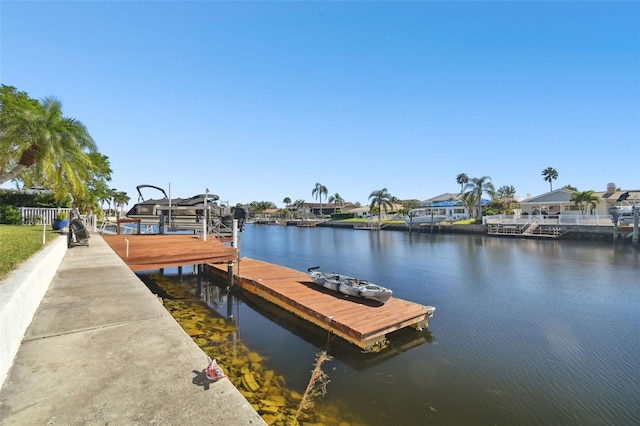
307, 267, 393, 304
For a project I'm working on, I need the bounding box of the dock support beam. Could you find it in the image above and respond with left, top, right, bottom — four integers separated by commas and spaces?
633, 206, 639, 245
227, 261, 233, 289
196, 264, 202, 297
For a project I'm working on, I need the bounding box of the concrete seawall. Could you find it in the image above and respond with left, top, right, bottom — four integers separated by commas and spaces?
318, 221, 624, 242
0, 235, 67, 385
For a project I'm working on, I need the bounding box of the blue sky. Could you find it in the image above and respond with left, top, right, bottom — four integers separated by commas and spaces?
2, 0, 639, 207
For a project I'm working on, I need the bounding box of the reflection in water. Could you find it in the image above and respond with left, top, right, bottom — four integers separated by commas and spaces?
236, 226, 640, 425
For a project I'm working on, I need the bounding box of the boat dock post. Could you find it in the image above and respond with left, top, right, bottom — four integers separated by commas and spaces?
633, 204, 639, 245
226, 219, 240, 319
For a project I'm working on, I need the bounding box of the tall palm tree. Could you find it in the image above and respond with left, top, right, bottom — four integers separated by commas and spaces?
108, 188, 118, 217
456, 173, 469, 195
368, 188, 394, 221
328, 193, 344, 214
0, 94, 98, 200
312, 183, 328, 217
542, 167, 559, 192
282, 197, 291, 208
463, 176, 495, 218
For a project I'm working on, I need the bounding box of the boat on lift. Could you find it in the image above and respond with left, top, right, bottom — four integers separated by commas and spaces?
405, 208, 449, 226
124, 184, 232, 233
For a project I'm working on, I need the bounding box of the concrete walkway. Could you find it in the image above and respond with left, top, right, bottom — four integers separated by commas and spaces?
0, 234, 265, 425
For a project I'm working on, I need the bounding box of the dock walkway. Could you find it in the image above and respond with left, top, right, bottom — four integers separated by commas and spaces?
0, 235, 264, 425
102, 233, 238, 271
210, 258, 434, 352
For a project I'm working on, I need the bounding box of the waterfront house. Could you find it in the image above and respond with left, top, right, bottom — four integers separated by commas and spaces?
520, 189, 577, 216
419, 193, 490, 220
593, 183, 640, 215
287, 202, 358, 217
520, 183, 639, 217
342, 203, 403, 220
494, 182, 638, 228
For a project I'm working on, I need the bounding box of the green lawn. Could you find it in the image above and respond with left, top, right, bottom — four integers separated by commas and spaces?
0, 225, 60, 280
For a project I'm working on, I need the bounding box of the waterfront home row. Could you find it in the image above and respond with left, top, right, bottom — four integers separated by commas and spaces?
284, 182, 638, 223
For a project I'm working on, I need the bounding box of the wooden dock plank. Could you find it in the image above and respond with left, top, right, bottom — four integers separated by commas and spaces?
102, 236, 434, 350
103, 234, 237, 271
211, 258, 434, 351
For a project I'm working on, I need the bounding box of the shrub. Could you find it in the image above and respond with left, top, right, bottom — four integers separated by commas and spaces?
24, 215, 42, 225
0, 205, 21, 225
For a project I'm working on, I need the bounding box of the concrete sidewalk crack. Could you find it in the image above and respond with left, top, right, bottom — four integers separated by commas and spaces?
23, 314, 166, 341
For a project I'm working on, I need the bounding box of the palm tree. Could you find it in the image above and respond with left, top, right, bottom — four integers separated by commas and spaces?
293, 199, 308, 219
328, 193, 344, 214
570, 190, 600, 214
463, 176, 495, 218
368, 188, 394, 221
312, 183, 328, 217
496, 185, 517, 214
397, 199, 420, 218
108, 188, 118, 217
542, 167, 559, 192
456, 173, 469, 195
93, 181, 112, 217
461, 191, 479, 217
0, 92, 98, 200
281, 197, 292, 220
112, 191, 130, 219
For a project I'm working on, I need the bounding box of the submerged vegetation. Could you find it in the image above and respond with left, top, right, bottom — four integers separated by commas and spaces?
147, 273, 365, 426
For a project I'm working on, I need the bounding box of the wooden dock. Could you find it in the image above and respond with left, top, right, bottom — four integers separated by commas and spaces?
102, 234, 237, 271
487, 223, 561, 238
101, 235, 435, 351
353, 221, 389, 231
209, 258, 434, 352
296, 220, 321, 227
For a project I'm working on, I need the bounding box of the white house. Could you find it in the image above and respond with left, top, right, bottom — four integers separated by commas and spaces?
419, 193, 489, 220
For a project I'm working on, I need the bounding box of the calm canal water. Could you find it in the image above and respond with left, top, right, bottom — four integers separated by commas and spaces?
147, 225, 640, 425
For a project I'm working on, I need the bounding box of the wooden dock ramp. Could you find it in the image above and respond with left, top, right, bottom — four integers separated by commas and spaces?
209, 258, 434, 352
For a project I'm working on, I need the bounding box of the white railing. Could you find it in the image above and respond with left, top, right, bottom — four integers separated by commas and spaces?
484, 214, 614, 226
18, 207, 97, 231
19, 207, 71, 225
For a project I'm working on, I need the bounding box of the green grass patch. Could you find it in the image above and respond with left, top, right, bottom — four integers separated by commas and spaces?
449, 219, 477, 225
0, 225, 60, 280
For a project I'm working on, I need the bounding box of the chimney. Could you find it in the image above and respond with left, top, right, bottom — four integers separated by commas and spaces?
606, 183, 616, 194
